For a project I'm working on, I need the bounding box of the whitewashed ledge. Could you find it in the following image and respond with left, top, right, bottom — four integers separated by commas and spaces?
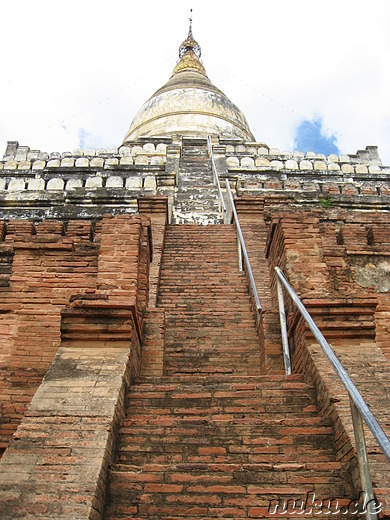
226, 156, 386, 174
225, 143, 382, 163
0, 175, 158, 192
223, 142, 385, 172
1, 142, 168, 171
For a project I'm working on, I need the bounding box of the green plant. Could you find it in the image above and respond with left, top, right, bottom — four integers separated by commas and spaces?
319, 198, 333, 208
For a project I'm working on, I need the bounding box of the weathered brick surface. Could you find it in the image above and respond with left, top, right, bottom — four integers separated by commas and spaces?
0, 346, 134, 519
265, 208, 390, 511
157, 224, 262, 376
105, 374, 354, 518
266, 212, 332, 302
104, 221, 357, 519
0, 215, 151, 519
318, 210, 390, 362
140, 308, 165, 378
236, 197, 285, 374
0, 184, 389, 518
0, 219, 99, 449
297, 339, 390, 507
97, 214, 151, 330
138, 195, 168, 307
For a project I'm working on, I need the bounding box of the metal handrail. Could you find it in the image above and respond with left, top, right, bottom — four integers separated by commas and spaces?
275, 266, 390, 519
226, 180, 262, 315
207, 136, 261, 316
207, 136, 226, 214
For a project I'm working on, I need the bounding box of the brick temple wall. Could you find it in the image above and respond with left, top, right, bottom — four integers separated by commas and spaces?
0, 212, 156, 454
0, 137, 389, 515
0, 214, 152, 518
264, 205, 390, 508
0, 219, 99, 452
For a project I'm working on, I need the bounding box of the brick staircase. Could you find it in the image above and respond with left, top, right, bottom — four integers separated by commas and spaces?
104, 224, 354, 519
172, 141, 222, 225
159, 225, 261, 376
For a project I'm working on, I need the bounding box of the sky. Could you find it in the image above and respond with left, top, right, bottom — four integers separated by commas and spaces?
1, 0, 390, 164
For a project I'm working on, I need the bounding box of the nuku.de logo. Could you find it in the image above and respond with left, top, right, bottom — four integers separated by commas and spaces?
267, 491, 385, 516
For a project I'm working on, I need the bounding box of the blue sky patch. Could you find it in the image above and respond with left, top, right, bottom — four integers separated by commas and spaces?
78, 128, 89, 149
293, 118, 339, 156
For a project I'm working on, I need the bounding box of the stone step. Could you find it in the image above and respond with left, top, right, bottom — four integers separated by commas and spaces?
105, 370, 353, 519
158, 278, 246, 285
163, 279, 244, 287
173, 192, 219, 201
178, 172, 213, 178
181, 152, 209, 158
104, 221, 354, 518
134, 373, 309, 386
176, 183, 216, 189
171, 214, 222, 225
173, 204, 220, 213
162, 313, 256, 321
163, 230, 236, 238
173, 147, 219, 226
159, 269, 246, 275
178, 166, 212, 171
181, 149, 209, 154
108, 466, 346, 492
162, 249, 235, 254
105, 483, 353, 520
114, 447, 339, 467
174, 194, 219, 201
124, 399, 320, 417
157, 292, 253, 302
159, 224, 261, 373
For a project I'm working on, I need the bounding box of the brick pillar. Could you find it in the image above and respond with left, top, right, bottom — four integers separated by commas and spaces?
138, 195, 168, 307
0, 215, 152, 519
0, 219, 99, 452
266, 212, 390, 511
138, 196, 168, 378
235, 197, 283, 373
266, 213, 333, 303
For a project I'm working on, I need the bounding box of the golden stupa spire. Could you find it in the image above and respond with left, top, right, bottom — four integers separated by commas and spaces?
172, 10, 207, 77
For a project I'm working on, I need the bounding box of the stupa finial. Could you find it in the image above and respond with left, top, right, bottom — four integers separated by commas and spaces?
189, 9, 193, 38
178, 9, 201, 59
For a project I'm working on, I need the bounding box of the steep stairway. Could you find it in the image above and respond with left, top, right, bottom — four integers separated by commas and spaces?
172, 141, 222, 225
104, 224, 354, 519
105, 376, 353, 519
158, 225, 261, 376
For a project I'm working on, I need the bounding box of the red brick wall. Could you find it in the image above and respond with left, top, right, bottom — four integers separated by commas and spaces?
138, 195, 168, 307
235, 198, 283, 373
0, 214, 152, 518
318, 211, 390, 361
138, 196, 168, 378
0, 219, 99, 450
0, 212, 156, 452
265, 207, 390, 506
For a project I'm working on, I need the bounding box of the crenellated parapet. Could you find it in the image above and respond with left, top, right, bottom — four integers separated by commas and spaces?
0, 139, 173, 220
1, 137, 389, 221
2, 140, 168, 169
217, 141, 390, 206
224, 141, 384, 172
0, 141, 168, 193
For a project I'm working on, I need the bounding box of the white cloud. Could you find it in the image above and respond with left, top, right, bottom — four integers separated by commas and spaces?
1, 0, 389, 163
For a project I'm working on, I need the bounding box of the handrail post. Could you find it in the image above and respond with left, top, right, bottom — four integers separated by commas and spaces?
226, 179, 261, 316
208, 135, 262, 318
207, 135, 226, 219
274, 266, 390, 462
237, 236, 243, 271
276, 274, 292, 375
350, 399, 378, 520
